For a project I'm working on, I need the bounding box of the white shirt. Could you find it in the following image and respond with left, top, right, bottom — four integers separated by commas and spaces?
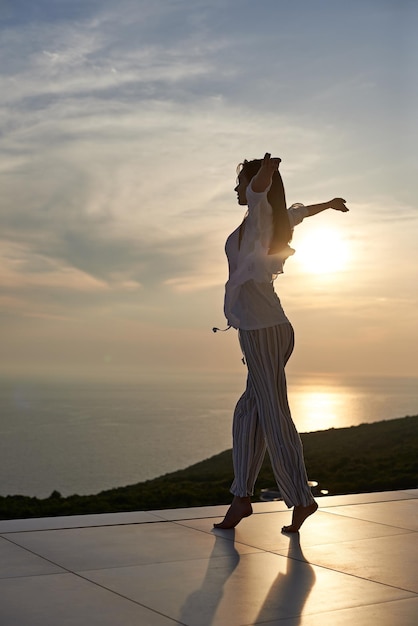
224, 183, 308, 330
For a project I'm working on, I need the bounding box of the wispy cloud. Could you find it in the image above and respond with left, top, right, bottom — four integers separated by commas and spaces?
1, 0, 417, 377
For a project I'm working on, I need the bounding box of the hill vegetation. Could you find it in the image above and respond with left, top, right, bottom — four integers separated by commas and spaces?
0, 415, 416, 520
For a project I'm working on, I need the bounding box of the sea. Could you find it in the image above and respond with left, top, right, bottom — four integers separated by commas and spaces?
0, 372, 417, 498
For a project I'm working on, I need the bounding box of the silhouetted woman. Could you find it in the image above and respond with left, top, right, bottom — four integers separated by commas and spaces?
214, 153, 348, 532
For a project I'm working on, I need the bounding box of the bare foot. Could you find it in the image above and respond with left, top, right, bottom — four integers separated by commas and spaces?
213, 496, 253, 529
282, 501, 318, 533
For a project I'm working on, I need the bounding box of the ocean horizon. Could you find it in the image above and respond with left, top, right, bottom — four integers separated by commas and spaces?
1, 372, 417, 499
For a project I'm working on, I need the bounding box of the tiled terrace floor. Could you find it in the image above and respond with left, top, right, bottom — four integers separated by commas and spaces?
0, 489, 417, 625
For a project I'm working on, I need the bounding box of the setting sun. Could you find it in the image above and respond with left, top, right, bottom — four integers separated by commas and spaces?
294, 226, 350, 274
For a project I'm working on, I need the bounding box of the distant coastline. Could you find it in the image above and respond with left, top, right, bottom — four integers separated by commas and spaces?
2, 373, 418, 499
0, 415, 417, 520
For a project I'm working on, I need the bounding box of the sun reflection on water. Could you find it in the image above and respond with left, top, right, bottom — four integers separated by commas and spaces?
288, 378, 364, 433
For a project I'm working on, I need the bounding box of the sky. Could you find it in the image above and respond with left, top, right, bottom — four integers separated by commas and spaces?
1, 0, 417, 382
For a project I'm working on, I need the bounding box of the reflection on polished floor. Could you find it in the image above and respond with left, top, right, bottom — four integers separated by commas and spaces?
0, 490, 417, 625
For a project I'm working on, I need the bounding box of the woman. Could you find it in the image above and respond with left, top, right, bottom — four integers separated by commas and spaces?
214, 153, 348, 532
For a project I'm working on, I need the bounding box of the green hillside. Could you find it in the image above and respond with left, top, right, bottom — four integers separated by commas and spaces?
0, 415, 417, 520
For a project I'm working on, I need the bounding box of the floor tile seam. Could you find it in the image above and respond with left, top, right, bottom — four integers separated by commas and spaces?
64, 568, 188, 626
1, 534, 187, 625
272, 528, 416, 556
219, 597, 413, 626
268, 550, 418, 596
316, 494, 418, 508
72, 549, 272, 575
172, 518, 248, 538
150, 515, 224, 523
172, 520, 270, 554
0, 534, 71, 574
163, 506, 311, 526
0, 491, 415, 530
2, 503, 416, 534
207, 525, 417, 556
246, 593, 418, 625
149, 509, 227, 521
2, 526, 266, 574
321, 495, 418, 508
171, 518, 416, 555
319, 509, 418, 532
172, 519, 234, 535
0, 570, 69, 582
172, 522, 289, 556
2, 493, 413, 531
0, 518, 173, 535
152, 497, 418, 525
152, 510, 288, 523
173, 518, 296, 553
316, 528, 416, 547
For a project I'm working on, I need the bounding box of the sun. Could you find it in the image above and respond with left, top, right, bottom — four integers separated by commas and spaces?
293, 226, 350, 274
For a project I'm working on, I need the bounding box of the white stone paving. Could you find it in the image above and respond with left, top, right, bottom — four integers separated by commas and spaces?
0, 489, 417, 625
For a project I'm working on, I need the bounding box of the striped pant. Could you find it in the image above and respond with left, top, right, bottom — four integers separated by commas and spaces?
231, 323, 314, 508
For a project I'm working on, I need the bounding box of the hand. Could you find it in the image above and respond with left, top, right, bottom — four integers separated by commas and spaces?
251, 152, 282, 193
261, 152, 281, 174
329, 197, 349, 212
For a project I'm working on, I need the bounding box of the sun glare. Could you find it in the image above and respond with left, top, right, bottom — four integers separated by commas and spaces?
294, 226, 350, 274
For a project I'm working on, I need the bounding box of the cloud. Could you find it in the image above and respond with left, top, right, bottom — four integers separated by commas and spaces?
1, 0, 417, 378
2, 26, 341, 302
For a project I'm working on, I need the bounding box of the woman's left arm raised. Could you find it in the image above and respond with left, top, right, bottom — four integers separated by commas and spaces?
305, 197, 349, 217
251, 153, 281, 192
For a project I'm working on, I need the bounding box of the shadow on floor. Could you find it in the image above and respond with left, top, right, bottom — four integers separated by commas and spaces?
254, 533, 316, 624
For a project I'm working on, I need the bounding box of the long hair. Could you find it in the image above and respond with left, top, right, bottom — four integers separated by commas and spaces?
238, 159, 292, 255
